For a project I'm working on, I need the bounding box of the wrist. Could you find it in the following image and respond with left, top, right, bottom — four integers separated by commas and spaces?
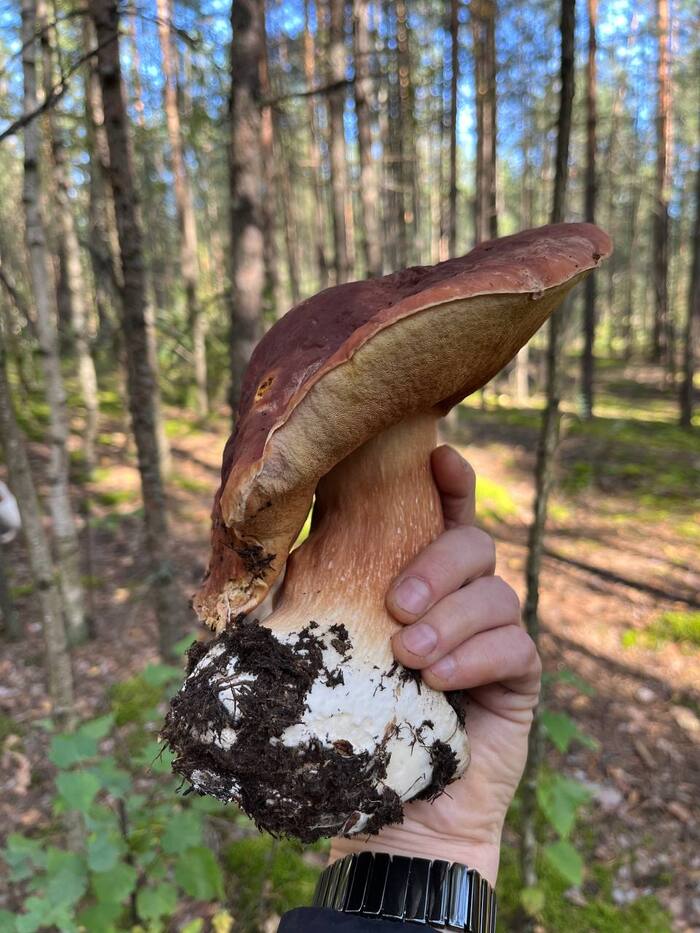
330, 826, 501, 887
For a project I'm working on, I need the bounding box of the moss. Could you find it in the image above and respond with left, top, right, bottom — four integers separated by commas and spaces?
225, 835, 325, 931
93, 488, 139, 507
475, 475, 518, 523
171, 475, 209, 494
109, 676, 163, 728
496, 843, 673, 932
625, 610, 700, 651
0, 711, 23, 747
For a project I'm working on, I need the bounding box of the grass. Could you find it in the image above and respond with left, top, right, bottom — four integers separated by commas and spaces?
623, 610, 700, 651
476, 474, 519, 524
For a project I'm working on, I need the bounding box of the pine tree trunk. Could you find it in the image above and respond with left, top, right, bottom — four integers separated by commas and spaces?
228, 0, 265, 411
448, 0, 460, 258
520, 0, 575, 906
0, 339, 75, 726
395, 0, 420, 264
353, 0, 382, 278
327, 0, 350, 283
275, 121, 302, 305
680, 164, 699, 428
472, 0, 498, 243
651, 0, 671, 365
90, 0, 183, 658
580, 0, 597, 419
21, 0, 87, 646
303, 0, 330, 290
156, 0, 208, 417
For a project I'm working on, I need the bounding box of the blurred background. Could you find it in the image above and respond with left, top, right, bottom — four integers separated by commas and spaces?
0, 0, 698, 929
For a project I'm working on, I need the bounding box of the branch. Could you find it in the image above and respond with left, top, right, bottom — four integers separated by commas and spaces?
265, 76, 356, 107
0, 37, 116, 146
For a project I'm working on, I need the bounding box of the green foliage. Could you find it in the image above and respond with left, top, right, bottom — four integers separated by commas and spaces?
623, 610, 700, 651
225, 836, 324, 931
1, 663, 231, 932
540, 710, 598, 754
475, 475, 519, 524
537, 773, 592, 840
496, 845, 673, 932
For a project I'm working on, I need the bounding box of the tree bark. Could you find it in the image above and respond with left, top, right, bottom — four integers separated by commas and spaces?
156, 0, 208, 416
680, 162, 699, 428
0, 337, 74, 726
228, 0, 265, 412
21, 0, 87, 646
395, 0, 420, 264
580, 0, 597, 419
327, 0, 351, 283
353, 0, 382, 278
448, 0, 460, 257
303, 0, 330, 290
39, 6, 100, 473
472, 0, 498, 243
651, 0, 672, 365
520, 0, 576, 906
89, 0, 183, 658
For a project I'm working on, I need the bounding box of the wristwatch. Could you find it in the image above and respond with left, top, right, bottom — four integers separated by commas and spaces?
312, 852, 497, 931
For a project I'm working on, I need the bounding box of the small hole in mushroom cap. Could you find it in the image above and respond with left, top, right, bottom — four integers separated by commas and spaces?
255, 375, 275, 402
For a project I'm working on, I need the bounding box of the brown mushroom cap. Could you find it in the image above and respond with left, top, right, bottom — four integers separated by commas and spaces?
198, 222, 611, 630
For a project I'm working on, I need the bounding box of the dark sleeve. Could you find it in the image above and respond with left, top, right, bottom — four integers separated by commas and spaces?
278, 907, 421, 932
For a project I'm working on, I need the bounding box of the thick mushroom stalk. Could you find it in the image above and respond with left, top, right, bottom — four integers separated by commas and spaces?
162, 223, 612, 841
165, 412, 467, 841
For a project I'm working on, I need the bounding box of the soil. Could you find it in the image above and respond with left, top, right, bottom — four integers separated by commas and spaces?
0, 369, 698, 928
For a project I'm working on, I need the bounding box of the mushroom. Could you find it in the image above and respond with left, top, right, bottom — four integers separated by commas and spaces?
163, 222, 611, 842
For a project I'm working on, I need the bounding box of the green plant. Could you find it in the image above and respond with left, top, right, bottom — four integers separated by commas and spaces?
0, 663, 231, 932
622, 610, 700, 651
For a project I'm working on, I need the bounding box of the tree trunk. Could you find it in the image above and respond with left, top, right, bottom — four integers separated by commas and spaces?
680, 163, 699, 428
89, 0, 183, 658
303, 0, 330, 290
448, 0, 460, 257
21, 0, 87, 646
39, 7, 100, 473
353, 0, 382, 278
0, 338, 74, 726
156, 0, 208, 417
651, 0, 672, 365
228, 0, 265, 412
520, 0, 575, 906
472, 0, 498, 243
275, 120, 302, 306
395, 0, 420, 264
327, 0, 350, 283
580, 0, 597, 419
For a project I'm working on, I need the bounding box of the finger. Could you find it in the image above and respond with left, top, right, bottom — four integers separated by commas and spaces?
431, 446, 476, 528
391, 576, 520, 668
387, 525, 496, 623
421, 624, 542, 698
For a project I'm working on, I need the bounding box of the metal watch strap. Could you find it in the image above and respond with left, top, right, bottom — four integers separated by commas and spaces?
312, 852, 497, 932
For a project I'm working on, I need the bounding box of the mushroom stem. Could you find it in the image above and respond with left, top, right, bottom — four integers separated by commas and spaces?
267, 411, 443, 658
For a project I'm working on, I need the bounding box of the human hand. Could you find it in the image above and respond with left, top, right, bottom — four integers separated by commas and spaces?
330, 446, 541, 885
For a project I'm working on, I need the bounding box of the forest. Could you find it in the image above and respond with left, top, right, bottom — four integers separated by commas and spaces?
0, 0, 698, 929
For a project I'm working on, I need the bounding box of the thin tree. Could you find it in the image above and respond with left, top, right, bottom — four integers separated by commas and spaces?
651, 0, 672, 365
580, 0, 598, 418
395, 0, 420, 264
448, 0, 460, 257
680, 161, 699, 428
327, 0, 351, 283
156, 0, 208, 417
472, 0, 498, 243
21, 0, 87, 646
353, 0, 382, 278
303, 0, 330, 289
228, 0, 266, 412
520, 0, 576, 903
89, 0, 183, 657
0, 333, 75, 727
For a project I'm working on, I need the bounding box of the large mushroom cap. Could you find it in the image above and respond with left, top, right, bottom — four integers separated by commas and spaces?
198, 223, 611, 631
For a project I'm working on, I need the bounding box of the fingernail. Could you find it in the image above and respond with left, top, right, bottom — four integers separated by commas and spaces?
401, 622, 438, 656
429, 654, 456, 680
392, 577, 431, 615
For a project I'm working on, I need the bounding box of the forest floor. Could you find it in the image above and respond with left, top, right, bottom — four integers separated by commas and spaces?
1, 360, 698, 931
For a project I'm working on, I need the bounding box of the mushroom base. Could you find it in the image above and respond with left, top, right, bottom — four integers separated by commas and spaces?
162, 618, 469, 843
